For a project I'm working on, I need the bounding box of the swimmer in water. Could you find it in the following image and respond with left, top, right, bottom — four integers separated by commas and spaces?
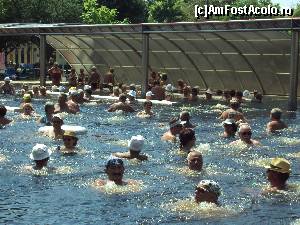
54, 93, 70, 113
187, 151, 203, 171
204, 88, 213, 101
107, 94, 135, 113
222, 118, 238, 138
264, 158, 291, 192
219, 98, 246, 122
179, 128, 196, 153
37, 102, 55, 126
41, 114, 64, 139
39, 86, 49, 98
59, 131, 79, 154
21, 103, 37, 118
230, 124, 261, 146
161, 117, 184, 142
145, 91, 154, 101
20, 93, 32, 109
67, 91, 80, 114
137, 101, 154, 118
0, 105, 12, 126
127, 90, 138, 105
113, 135, 148, 161
195, 180, 221, 204
0, 77, 15, 95
266, 108, 288, 133
94, 157, 138, 186
29, 144, 54, 171
180, 111, 195, 128
189, 86, 200, 102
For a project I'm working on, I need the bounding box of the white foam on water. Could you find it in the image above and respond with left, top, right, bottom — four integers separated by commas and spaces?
211, 104, 228, 109
0, 154, 7, 162
163, 199, 239, 219
91, 180, 144, 194
278, 137, 300, 146
19, 165, 74, 176
106, 115, 126, 123
194, 143, 211, 154
286, 152, 300, 158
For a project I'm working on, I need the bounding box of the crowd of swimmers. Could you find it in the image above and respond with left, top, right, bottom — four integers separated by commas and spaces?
0, 67, 295, 207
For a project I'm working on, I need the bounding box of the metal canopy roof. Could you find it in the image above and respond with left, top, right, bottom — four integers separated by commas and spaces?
1, 18, 300, 96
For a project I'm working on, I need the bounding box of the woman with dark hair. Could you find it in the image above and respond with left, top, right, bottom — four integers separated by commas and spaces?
179, 128, 196, 153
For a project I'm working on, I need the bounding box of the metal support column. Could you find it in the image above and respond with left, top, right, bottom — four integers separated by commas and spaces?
39, 35, 46, 86
288, 31, 299, 111
142, 33, 149, 97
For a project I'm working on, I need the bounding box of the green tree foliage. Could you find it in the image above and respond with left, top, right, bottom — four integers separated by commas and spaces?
97, 0, 148, 23
0, 0, 83, 23
82, 0, 119, 24
82, 0, 129, 24
293, 4, 300, 17
148, 0, 187, 23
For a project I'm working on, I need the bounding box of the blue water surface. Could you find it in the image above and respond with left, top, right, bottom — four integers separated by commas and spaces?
0, 96, 299, 225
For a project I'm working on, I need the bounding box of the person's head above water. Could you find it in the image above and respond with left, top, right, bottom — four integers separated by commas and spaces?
169, 117, 184, 134
44, 102, 55, 115
105, 157, 125, 185
22, 103, 34, 115
270, 108, 282, 120
52, 114, 64, 129
30, 144, 52, 170
187, 151, 203, 171
222, 118, 238, 137
194, 180, 221, 204
63, 131, 78, 148
180, 111, 190, 122
58, 93, 68, 104
238, 124, 252, 143
179, 128, 196, 152
119, 94, 127, 103
23, 93, 32, 103
265, 158, 291, 190
128, 135, 144, 152
229, 98, 240, 110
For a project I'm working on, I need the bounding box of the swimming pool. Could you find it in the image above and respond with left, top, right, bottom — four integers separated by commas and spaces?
0, 96, 299, 224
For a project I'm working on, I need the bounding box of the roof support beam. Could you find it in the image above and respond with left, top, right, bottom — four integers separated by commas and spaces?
288, 31, 299, 111
142, 33, 149, 97
39, 34, 46, 86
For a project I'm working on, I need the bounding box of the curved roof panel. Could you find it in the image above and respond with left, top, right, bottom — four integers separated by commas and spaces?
1, 19, 299, 96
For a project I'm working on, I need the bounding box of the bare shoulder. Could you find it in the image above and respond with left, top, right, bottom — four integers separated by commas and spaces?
252, 139, 262, 146
93, 179, 106, 187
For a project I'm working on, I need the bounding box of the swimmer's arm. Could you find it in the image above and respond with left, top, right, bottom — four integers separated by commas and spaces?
139, 155, 148, 161
107, 104, 116, 112
112, 152, 129, 158
218, 111, 226, 120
